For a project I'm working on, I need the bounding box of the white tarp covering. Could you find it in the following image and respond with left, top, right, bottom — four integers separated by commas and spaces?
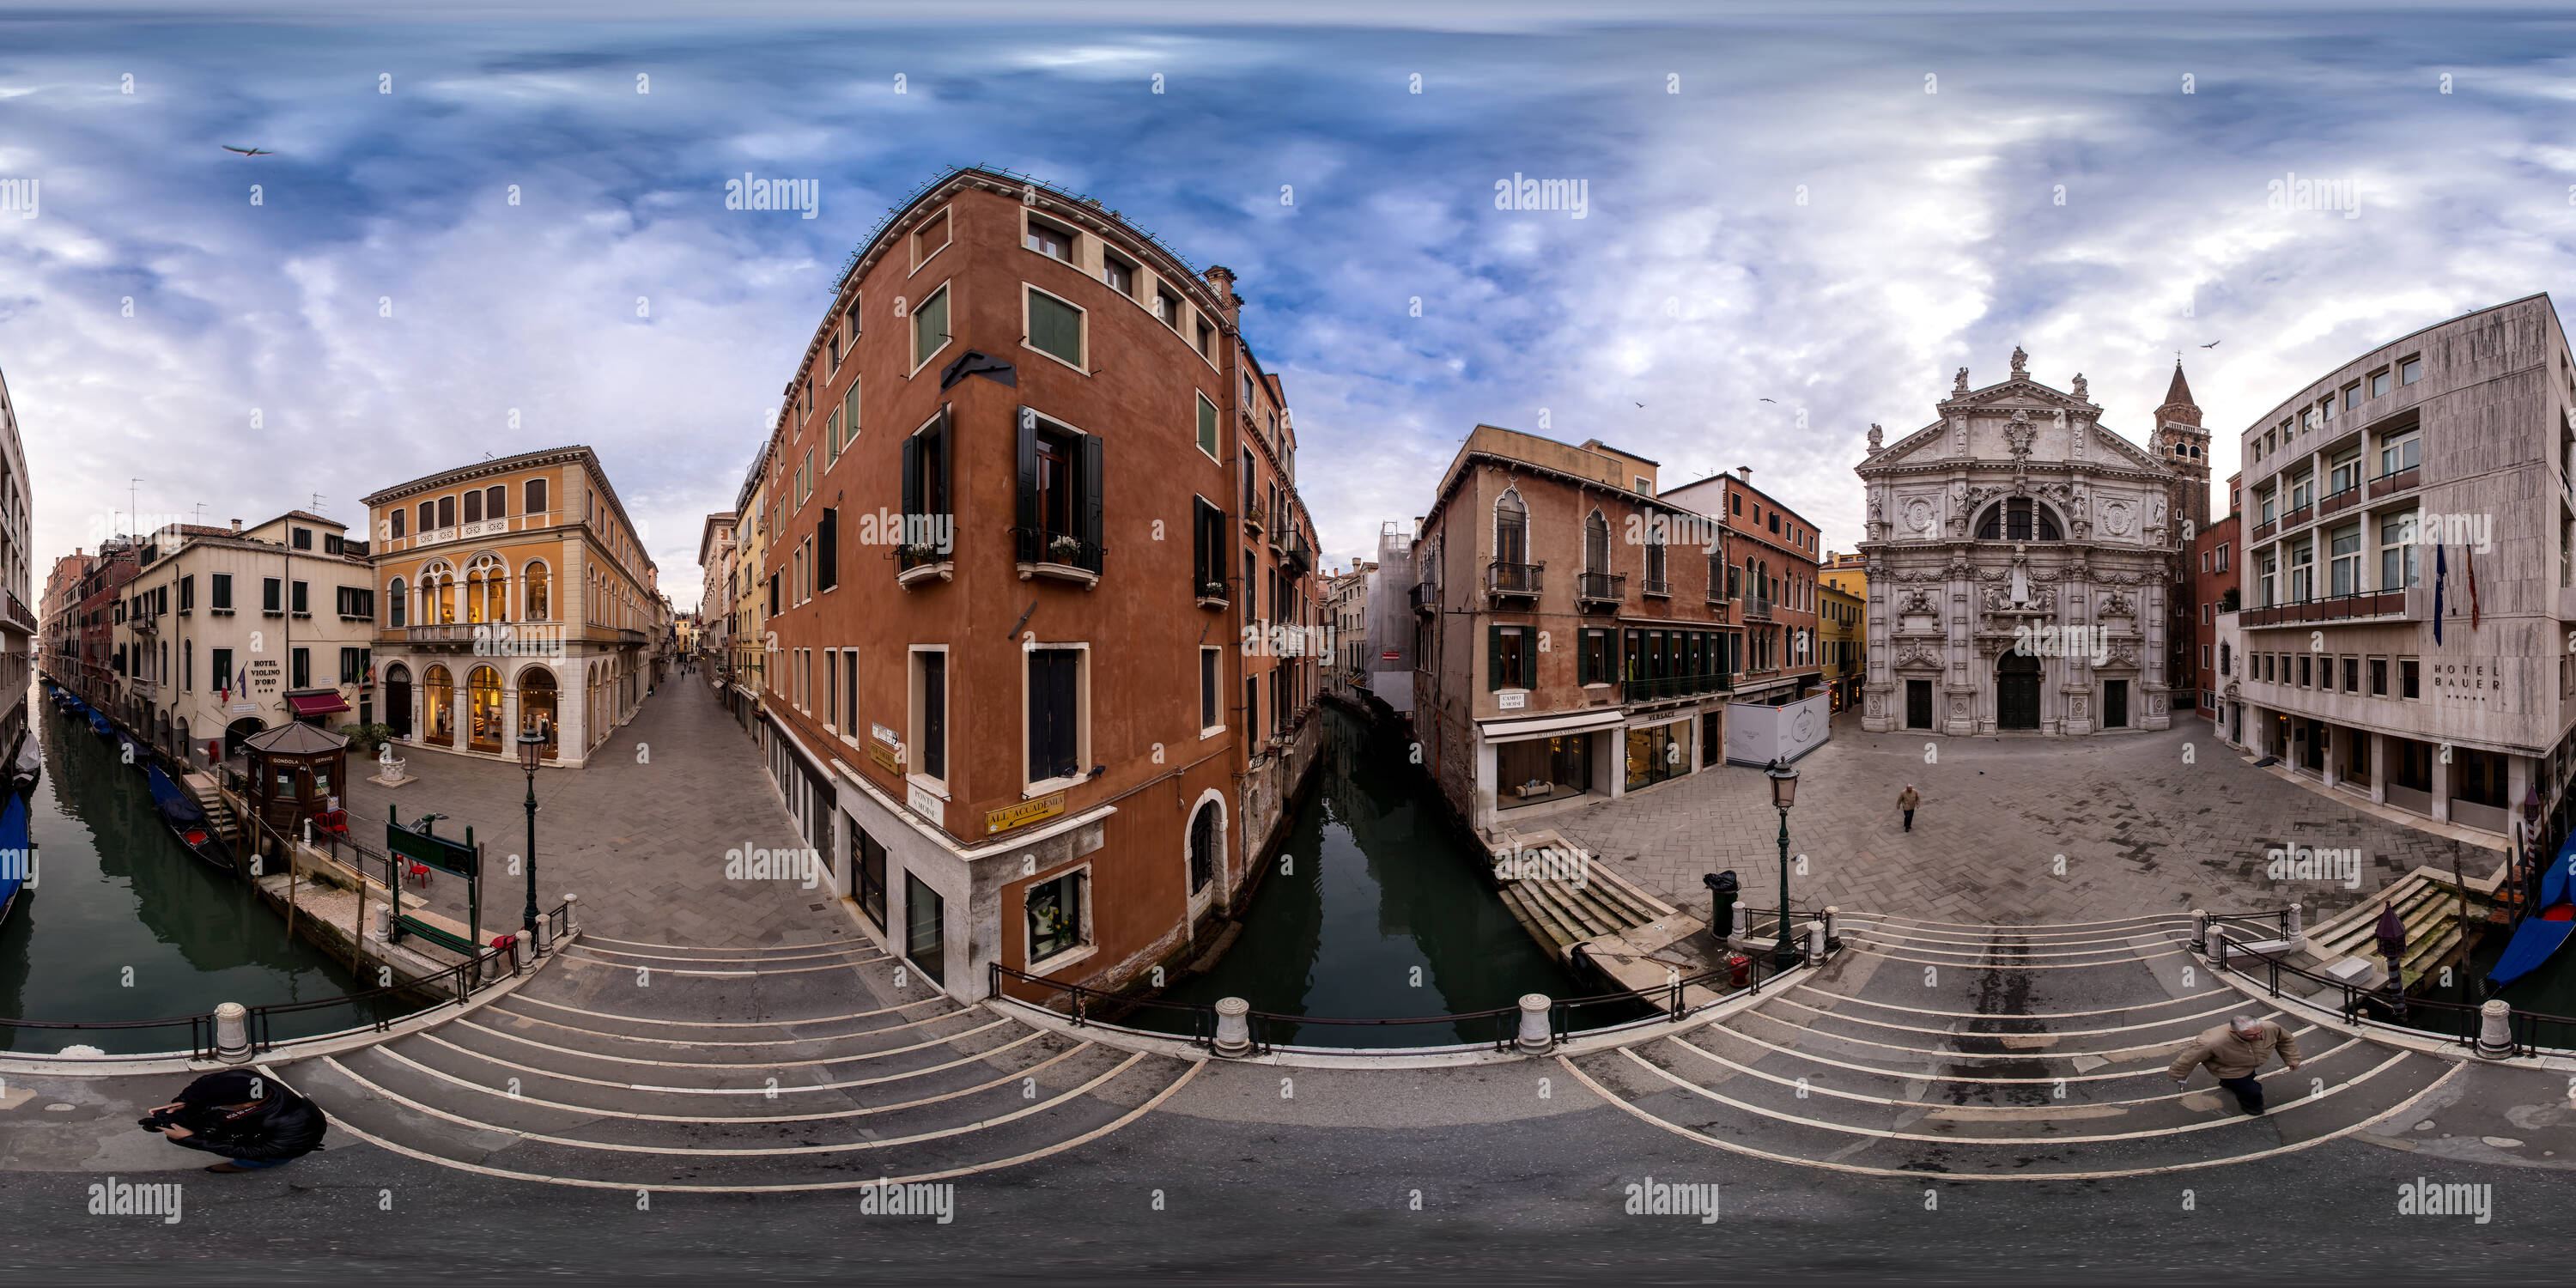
1724, 692, 1831, 766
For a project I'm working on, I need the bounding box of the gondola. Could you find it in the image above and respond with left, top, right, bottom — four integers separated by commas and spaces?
7, 733, 37, 798
0, 791, 27, 927
86, 708, 112, 738
145, 765, 234, 872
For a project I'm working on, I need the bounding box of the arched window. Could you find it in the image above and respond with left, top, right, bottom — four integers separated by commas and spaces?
1495, 488, 1528, 567
517, 665, 557, 754
418, 561, 456, 623
1584, 510, 1609, 574
1188, 799, 1222, 894
523, 562, 550, 621
417, 501, 435, 534
465, 555, 507, 623
526, 477, 549, 516
1974, 498, 2063, 542
388, 576, 407, 628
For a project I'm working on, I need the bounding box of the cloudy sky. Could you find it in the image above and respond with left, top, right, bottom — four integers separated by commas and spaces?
3, 1, 2573, 609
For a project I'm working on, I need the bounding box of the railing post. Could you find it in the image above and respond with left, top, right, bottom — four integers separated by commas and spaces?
560, 892, 579, 937
1804, 919, 1826, 961
2192, 908, 2209, 954
212, 1001, 252, 1064
1516, 993, 1553, 1054
2211, 931, 2230, 971
2476, 999, 2516, 1060
1212, 997, 1253, 1058
1823, 905, 1839, 953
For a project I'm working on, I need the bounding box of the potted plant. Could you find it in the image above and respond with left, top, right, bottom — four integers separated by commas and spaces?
1048, 533, 1084, 562
899, 542, 942, 565
1200, 580, 1226, 599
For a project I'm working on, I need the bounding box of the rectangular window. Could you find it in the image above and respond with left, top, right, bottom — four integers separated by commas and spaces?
1026, 868, 1087, 963
290, 647, 310, 690
1579, 629, 1610, 685
1197, 392, 1220, 459
2342, 383, 2361, 411
1155, 286, 1182, 328
839, 379, 861, 459
2299, 654, 2312, 688
823, 648, 837, 729
1197, 319, 1215, 358
291, 526, 313, 550
912, 283, 951, 371
914, 650, 947, 781
339, 647, 365, 684
903, 872, 945, 984
438, 495, 455, 528
2400, 356, 2421, 385
1028, 647, 1082, 785
2371, 657, 2389, 696
2378, 428, 2420, 477
817, 507, 837, 592
1026, 286, 1084, 367
1200, 647, 1221, 732
2379, 513, 2420, 589
2328, 445, 2361, 496
2402, 657, 2420, 698
1024, 215, 1076, 262
2328, 521, 2361, 596
2342, 656, 2360, 692
912, 207, 950, 268
2371, 368, 2391, 398
211, 647, 234, 692
1103, 252, 1137, 297
2217, 543, 2230, 573
526, 477, 548, 515
2287, 538, 2314, 602
1489, 625, 1529, 690
179, 575, 194, 611
263, 577, 282, 613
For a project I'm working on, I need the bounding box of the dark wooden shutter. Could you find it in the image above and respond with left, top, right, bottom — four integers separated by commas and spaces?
1078, 432, 1104, 570
817, 507, 837, 590
1015, 409, 1039, 547
901, 433, 921, 519
936, 406, 953, 516
1193, 498, 1212, 588
1487, 624, 1502, 691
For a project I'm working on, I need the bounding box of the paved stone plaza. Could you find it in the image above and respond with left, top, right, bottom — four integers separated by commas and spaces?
343, 673, 852, 950
1551, 711, 2490, 928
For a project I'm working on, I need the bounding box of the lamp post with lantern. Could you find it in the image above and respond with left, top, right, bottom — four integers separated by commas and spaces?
517, 726, 545, 938
1765, 757, 1801, 970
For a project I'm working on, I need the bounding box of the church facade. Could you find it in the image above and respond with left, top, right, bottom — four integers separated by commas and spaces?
1855, 349, 2208, 736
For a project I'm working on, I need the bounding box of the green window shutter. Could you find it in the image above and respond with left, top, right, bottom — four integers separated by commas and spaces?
1198, 395, 1218, 457
1487, 625, 1502, 692
1576, 631, 1591, 686
1029, 289, 1082, 366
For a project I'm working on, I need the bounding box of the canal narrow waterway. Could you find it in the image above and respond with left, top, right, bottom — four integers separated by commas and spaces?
1163, 703, 1618, 1048
0, 685, 400, 1054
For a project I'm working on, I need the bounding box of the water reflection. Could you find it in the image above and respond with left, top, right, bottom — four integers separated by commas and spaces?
1165, 705, 1606, 1048
0, 685, 398, 1054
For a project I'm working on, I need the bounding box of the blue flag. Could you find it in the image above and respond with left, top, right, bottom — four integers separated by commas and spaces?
2432, 543, 2447, 647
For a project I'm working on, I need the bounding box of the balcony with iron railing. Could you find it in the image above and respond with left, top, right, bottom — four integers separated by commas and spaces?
2238, 586, 2411, 628
1743, 597, 1774, 621
1575, 570, 1625, 610
2318, 483, 2363, 517
1486, 560, 1543, 601
2279, 501, 2313, 529
1, 589, 33, 635
2251, 518, 2278, 542
2367, 463, 2421, 501
1639, 575, 1671, 598
1011, 527, 1106, 586
896, 531, 956, 587
1242, 500, 1267, 536
1410, 581, 1439, 616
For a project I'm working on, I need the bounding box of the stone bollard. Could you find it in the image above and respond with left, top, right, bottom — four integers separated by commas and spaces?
2476, 999, 2516, 1060
212, 1001, 252, 1064
561, 892, 580, 937
2192, 908, 2209, 955
1212, 997, 1253, 1058
369, 902, 392, 941
1516, 993, 1553, 1054
2286, 902, 2305, 946
1730, 901, 1748, 940
1822, 905, 1840, 952
1804, 920, 1826, 960
2211, 932, 2231, 971
526, 914, 550, 957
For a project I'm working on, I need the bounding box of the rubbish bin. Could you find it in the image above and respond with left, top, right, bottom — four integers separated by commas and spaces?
1726, 954, 1752, 990
1704, 870, 1740, 946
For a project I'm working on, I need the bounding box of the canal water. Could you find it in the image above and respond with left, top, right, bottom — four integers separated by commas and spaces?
1162, 703, 1625, 1048
0, 685, 401, 1055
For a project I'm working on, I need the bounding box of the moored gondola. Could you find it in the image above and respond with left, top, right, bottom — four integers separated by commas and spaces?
6, 732, 37, 798
145, 765, 234, 872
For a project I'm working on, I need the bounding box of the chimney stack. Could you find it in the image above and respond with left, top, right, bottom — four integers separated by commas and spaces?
230, 519, 242, 534
1736, 466, 1753, 483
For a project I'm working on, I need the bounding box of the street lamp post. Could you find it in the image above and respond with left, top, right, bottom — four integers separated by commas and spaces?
1765, 757, 1801, 970
516, 727, 545, 938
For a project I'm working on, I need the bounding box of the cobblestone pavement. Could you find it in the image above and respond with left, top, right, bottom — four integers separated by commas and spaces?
1552, 712, 2490, 928
342, 673, 852, 949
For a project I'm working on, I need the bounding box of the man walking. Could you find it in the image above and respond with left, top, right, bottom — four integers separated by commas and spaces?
1897, 785, 1919, 832
2169, 1014, 2303, 1115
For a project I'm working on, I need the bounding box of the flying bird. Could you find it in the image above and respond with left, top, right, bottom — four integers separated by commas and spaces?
1634, 402, 1644, 407
1759, 398, 1777, 403
2199, 341, 2221, 349
222, 145, 272, 157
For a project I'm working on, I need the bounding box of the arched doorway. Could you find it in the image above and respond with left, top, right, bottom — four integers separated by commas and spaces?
467, 665, 503, 752
1187, 799, 1222, 897
518, 665, 557, 758
384, 663, 412, 738
1996, 652, 2043, 731
424, 665, 454, 745
223, 716, 265, 759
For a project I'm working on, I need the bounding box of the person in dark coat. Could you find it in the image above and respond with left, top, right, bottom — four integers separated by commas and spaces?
142, 1069, 326, 1172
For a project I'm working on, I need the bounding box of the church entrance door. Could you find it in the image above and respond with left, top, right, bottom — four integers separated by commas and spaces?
1996, 652, 2042, 730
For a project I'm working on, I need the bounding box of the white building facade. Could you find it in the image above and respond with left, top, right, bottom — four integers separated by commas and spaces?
1856, 349, 2196, 736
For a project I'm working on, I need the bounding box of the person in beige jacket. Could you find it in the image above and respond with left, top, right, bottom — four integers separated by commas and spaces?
1897, 786, 1920, 832
2169, 1015, 2303, 1114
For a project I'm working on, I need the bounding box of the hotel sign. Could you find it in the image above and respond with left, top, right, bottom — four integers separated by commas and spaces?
868, 740, 903, 775
987, 792, 1066, 835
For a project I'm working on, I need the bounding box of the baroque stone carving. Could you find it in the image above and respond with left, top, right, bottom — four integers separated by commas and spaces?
1867, 422, 1883, 452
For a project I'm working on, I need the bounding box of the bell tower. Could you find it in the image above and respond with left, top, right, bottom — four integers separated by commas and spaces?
2154, 361, 2211, 535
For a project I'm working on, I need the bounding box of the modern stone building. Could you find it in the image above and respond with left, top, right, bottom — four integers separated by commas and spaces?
2215, 295, 2576, 841
1856, 348, 2197, 736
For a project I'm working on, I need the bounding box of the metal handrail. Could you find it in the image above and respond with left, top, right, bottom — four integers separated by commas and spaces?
2203, 931, 2576, 1059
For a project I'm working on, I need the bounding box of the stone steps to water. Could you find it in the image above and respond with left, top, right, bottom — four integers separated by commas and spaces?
274, 938, 1200, 1191
1564, 912, 2459, 1179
